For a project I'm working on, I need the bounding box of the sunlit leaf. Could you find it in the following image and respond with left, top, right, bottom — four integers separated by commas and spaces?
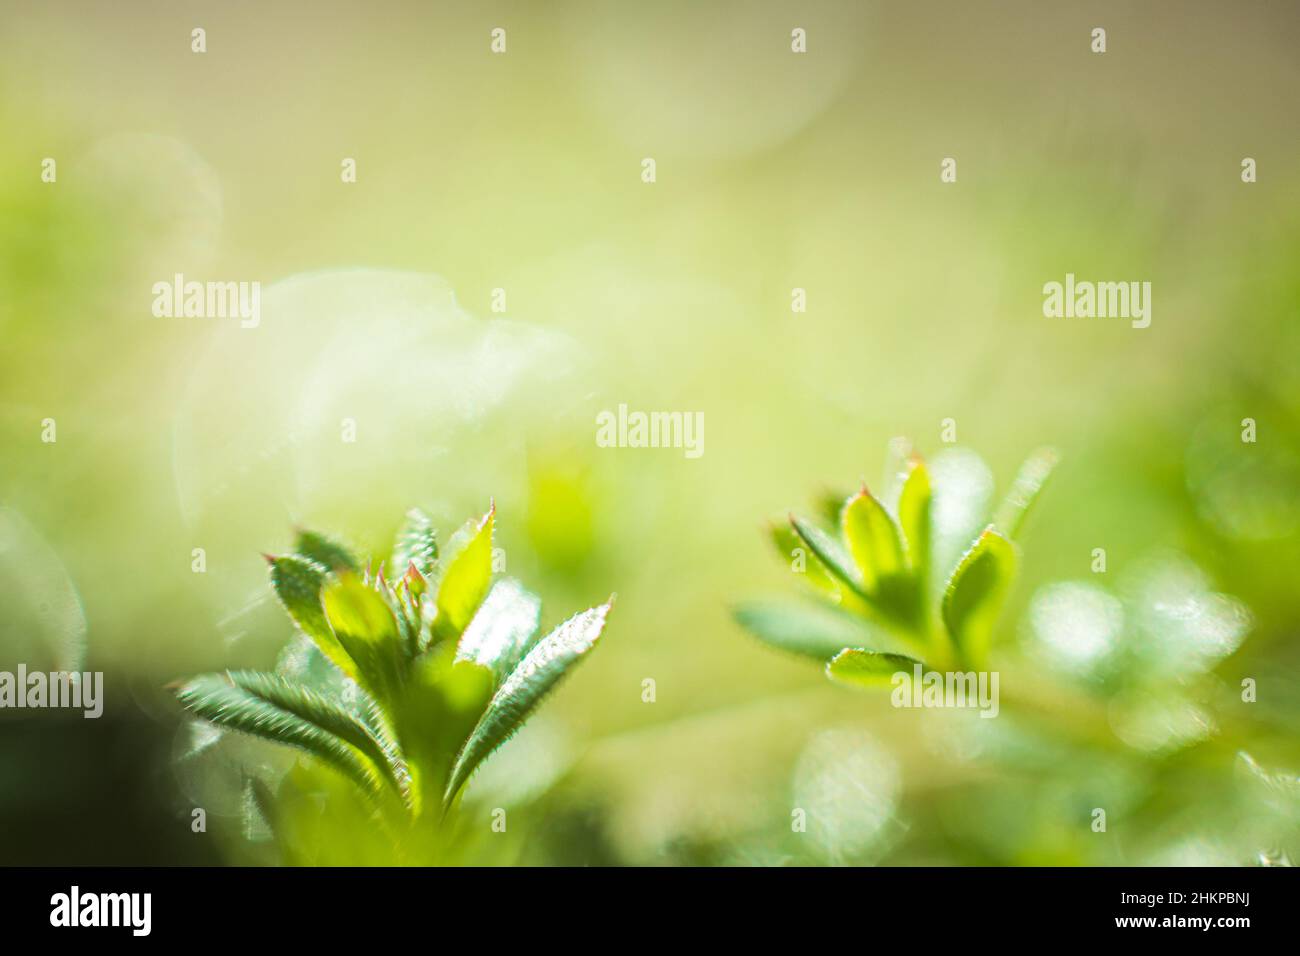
789, 514, 866, 599
942, 528, 1018, 667
841, 488, 905, 591
445, 598, 613, 808
769, 521, 841, 598
827, 648, 927, 689
456, 578, 542, 679
177, 673, 380, 795
897, 456, 932, 577
432, 505, 495, 643
226, 670, 406, 800
268, 555, 358, 680
322, 574, 406, 702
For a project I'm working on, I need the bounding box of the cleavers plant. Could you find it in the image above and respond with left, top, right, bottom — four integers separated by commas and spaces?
176, 504, 613, 862
735, 441, 1056, 686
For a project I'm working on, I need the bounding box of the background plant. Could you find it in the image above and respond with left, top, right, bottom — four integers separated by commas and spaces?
736, 440, 1296, 866
176, 505, 613, 865
735, 440, 1056, 684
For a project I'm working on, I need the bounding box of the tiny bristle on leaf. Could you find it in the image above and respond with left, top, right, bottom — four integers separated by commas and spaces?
444, 597, 613, 809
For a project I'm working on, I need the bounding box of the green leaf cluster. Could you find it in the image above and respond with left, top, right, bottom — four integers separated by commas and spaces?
177, 504, 614, 848
735, 442, 1056, 686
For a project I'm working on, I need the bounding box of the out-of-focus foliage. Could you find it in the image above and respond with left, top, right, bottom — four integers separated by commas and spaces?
3, 0, 1299, 867
737, 441, 1297, 866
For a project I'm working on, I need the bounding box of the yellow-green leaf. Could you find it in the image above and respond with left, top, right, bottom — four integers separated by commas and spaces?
432, 505, 495, 644
788, 514, 866, 599
323, 574, 406, 702
941, 528, 1017, 668
826, 648, 927, 689
841, 488, 905, 591
897, 457, 932, 576
444, 597, 612, 808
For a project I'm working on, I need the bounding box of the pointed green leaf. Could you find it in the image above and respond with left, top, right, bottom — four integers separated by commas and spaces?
177, 673, 379, 794
788, 514, 866, 599
431, 505, 495, 643
455, 578, 542, 679
992, 447, 1059, 540
269, 555, 358, 681
392, 508, 439, 579
226, 670, 406, 800
769, 522, 840, 599
827, 648, 927, 689
444, 598, 613, 808
897, 456, 932, 576
294, 529, 360, 573
733, 599, 870, 661
322, 574, 406, 703
841, 488, 905, 591
942, 528, 1018, 667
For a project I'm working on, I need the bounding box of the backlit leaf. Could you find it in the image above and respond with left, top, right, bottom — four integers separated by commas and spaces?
226, 670, 406, 800
177, 673, 379, 795
788, 514, 866, 599
322, 574, 406, 703
445, 598, 613, 808
432, 505, 495, 644
268, 555, 358, 680
942, 528, 1018, 668
826, 648, 927, 689
841, 488, 905, 590
455, 578, 542, 680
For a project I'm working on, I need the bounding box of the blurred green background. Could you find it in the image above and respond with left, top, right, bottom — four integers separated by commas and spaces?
2, 0, 1298, 865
